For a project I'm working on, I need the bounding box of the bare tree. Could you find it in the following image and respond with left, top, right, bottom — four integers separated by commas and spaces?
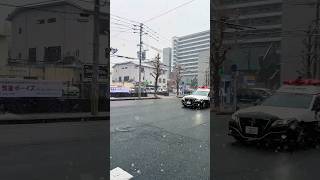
150, 53, 164, 97
173, 64, 183, 96
210, 5, 229, 111
298, 25, 314, 78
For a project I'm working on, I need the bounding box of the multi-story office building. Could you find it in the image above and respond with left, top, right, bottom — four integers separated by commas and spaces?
162, 47, 172, 75
172, 30, 210, 85
217, 0, 282, 87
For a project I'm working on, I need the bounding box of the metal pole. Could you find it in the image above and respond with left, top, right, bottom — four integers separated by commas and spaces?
91, 0, 100, 115
138, 23, 143, 99
233, 71, 238, 111
316, 0, 320, 79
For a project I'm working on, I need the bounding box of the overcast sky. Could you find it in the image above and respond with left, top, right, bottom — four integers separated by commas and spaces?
110, 0, 209, 65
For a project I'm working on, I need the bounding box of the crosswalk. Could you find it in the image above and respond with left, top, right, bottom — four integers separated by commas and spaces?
110, 167, 133, 180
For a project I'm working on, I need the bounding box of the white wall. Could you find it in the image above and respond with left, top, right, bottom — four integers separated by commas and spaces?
112, 62, 169, 89
10, 4, 108, 64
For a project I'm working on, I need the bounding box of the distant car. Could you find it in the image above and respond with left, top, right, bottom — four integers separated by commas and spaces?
237, 88, 272, 104
181, 88, 210, 109
145, 87, 155, 94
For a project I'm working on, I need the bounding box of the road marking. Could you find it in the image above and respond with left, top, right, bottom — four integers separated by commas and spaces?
110, 167, 133, 180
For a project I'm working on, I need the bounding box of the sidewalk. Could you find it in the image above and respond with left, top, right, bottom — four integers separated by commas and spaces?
110, 96, 159, 101
0, 112, 109, 125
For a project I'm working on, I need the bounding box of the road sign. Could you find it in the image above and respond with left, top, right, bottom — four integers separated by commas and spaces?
83, 64, 108, 81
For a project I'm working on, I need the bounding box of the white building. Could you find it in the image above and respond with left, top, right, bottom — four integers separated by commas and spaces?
197, 50, 209, 86
112, 61, 169, 90
172, 30, 210, 85
6, 0, 108, 66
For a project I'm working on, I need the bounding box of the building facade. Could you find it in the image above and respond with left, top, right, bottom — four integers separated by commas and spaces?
162, 47, 172, 74
172, 30, 210, 85
6, 0, 109, 83
197, 50, 210, 87
112, 61, 169, 90
281, 1, 316, 81
217, 0, 282, 88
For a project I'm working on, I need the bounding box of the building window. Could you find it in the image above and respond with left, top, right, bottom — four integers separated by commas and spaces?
37, 19, 45, 24
124, 76, 129, 82
119, 77, 122, 82
159, 78, 161, 83
143, 77, 145, 80
47, 18, 56, 23
18, 28, 22, 34
18, 53, 22, 59
28, 48, 36, 63
163, 79, 166, 83
44, 46, 61, 62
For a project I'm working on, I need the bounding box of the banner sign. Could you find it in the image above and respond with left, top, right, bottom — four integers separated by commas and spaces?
0, 79, 63, 97
110, 86, 130, 93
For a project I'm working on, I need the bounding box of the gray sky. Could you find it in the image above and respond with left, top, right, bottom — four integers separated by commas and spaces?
110, 0, 209, 65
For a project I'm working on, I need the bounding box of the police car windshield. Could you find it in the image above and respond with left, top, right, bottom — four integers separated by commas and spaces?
261, 93, 313, 109
192, 90, 209, 96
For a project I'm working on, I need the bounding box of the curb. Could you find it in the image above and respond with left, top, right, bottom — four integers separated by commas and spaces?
0, 113, 109, 125
110, 97, 159, 101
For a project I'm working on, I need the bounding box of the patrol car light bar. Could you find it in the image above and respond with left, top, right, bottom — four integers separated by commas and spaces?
283, 79, 320, 86
198, 86, 209, 89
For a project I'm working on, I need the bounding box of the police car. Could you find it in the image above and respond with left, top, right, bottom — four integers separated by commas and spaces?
229, 79, 320, 146
181, 87, 210, 109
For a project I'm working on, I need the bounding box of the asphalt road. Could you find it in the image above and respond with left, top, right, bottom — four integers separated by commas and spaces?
211, 113, 320, 180
111, 98, 210, 180
0, 121, 108, 180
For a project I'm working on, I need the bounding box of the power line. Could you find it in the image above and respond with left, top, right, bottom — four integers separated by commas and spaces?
110, 14, 140, 24
110, 22, 135, 29
111, 16, 139, 26
143, 0, 196, 23
0, 2, 89, 15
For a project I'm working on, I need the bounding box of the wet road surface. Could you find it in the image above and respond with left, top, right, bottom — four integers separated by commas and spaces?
212, 113, 320, 180
111, 98, 210, 180
0, 121, 108, 180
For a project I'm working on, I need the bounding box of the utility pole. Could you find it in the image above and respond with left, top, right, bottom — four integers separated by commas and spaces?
138, 23, 143, 99
91, 0, 100, 115
314, 0, 320, 78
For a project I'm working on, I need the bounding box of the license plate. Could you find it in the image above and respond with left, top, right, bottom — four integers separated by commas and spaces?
187, 101, 191, 105
245, 126, 258, 135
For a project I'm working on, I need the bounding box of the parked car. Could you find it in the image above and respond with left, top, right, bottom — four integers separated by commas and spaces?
229, 79, 320, 147
237, 88, 272, 104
